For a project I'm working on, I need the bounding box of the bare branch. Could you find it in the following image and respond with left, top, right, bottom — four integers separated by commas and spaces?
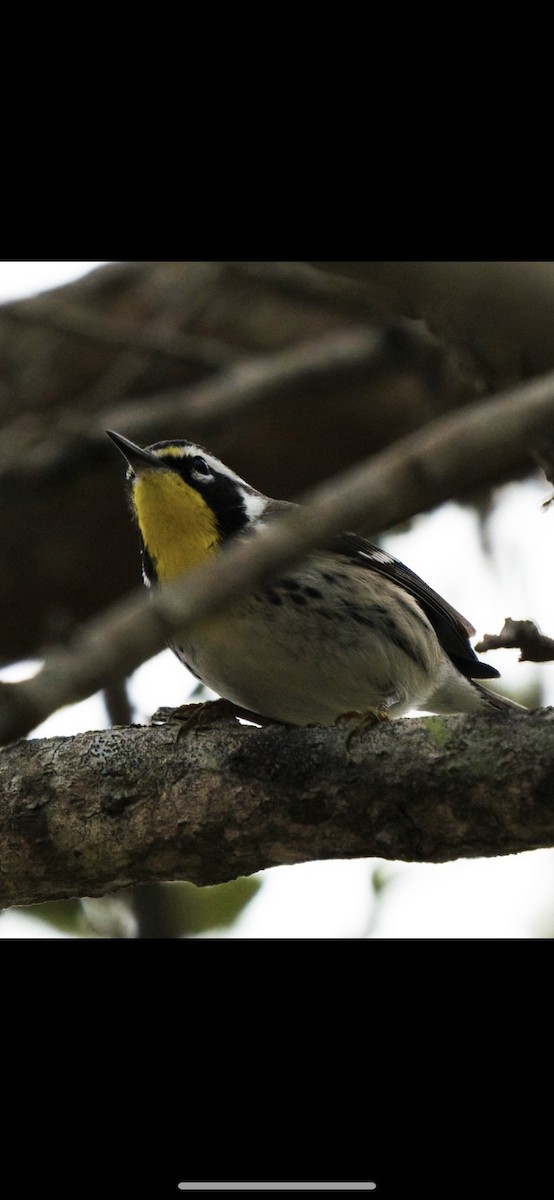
229, 261, 391, 321
2, 366, 554, 745
5, 327, 384, 480
103, 326, 386, 444
1, 707, 551, 910
103, 680, 133, 726
3, 295, 233, 371
308, 262, 554, 389
476, 619, 554, 663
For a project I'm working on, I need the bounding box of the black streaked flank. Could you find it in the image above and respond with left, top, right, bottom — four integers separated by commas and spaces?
334, 532, 500, 682
349, 613, 376, 628
382, 615, 428, 668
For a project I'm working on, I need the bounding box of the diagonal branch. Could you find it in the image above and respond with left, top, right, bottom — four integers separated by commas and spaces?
102, 326, 385, 444
307, 261, 554, 388
3, 294, 234, 371
2, 365, 554, 745
5, 326, 385, 480
0, 707, 550, 910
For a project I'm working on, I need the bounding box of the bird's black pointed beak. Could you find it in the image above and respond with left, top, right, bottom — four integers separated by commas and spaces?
106, 430, 162, 471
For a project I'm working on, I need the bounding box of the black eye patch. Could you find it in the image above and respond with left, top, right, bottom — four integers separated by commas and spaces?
190, 456, 212, 478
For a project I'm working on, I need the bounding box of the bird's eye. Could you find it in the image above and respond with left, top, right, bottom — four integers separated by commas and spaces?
190, 455, 213, 482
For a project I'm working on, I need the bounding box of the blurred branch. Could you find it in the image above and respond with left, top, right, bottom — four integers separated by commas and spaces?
103, 679, 133, 726
2, 366, 554, 744
5, 327, 385, 479
4, 295, 233, 371
2, 707, 552, 909
103, 326, 385, 443
476, 619, 554, 663
229, 261, 390, 320
308, 262, 554, 388
533, 437, 554, 508
122, 884, 180, 939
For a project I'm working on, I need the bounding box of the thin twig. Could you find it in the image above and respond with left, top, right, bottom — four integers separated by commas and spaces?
476, 619, 554, 663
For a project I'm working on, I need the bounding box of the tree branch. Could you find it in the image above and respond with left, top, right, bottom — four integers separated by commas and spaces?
3, 294, 234, 371
1, 707, 551, 909
308, 262, 554, 389
229, 261, 393, 321
103, 326, 386, 445
2, 327, 385, 480
533, 437, 554, 508
476, 619, 554, 662
2, 366, 554, 744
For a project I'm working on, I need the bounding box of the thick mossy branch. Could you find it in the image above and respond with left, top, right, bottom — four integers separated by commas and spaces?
0, 708, 550, 909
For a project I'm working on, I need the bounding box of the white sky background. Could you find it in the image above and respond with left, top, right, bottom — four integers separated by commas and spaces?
1, 261, 553, 940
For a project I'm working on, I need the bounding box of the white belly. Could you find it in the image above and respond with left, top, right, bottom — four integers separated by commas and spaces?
170, 560, 443, 725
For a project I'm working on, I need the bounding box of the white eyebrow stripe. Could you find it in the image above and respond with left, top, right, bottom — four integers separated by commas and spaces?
149, 443, 268, 519
152, 444, 251, 489
184, 449, 232, 477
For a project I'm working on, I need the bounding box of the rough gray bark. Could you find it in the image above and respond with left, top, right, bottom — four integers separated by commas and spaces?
1, 708, 550, 910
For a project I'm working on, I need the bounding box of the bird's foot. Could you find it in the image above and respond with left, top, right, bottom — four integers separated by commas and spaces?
335, 707, 390, 750
152, 698, 276, 740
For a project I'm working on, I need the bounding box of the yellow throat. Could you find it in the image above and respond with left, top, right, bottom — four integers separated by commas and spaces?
132, 468, 219, 583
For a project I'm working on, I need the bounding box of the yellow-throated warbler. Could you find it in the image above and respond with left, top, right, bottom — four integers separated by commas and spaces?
107, 431, 523, 724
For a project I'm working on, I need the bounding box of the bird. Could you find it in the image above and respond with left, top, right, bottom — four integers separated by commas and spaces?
106, 430, 524, 727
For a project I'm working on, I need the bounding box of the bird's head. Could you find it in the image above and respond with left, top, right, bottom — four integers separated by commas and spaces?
106, 430, 267, 584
